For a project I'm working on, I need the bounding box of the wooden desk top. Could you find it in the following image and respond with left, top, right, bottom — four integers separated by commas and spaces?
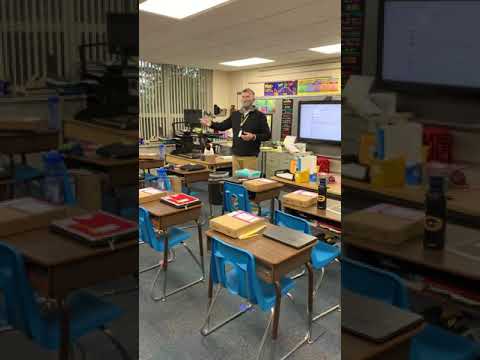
141, 200, 201, 218
342, 178, 480, 219
205, 228, 316, 267
283, 198, 341, 224
66, 154, 138, 168
166, 154, 232, 167
344, 223, 480, 282
3, 227, 136, 267
271, 176, 342, 197
167, 167, 211, 176
0, 129, 59, 154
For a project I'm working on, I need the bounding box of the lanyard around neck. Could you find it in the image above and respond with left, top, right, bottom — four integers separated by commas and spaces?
240, 112, 250, 127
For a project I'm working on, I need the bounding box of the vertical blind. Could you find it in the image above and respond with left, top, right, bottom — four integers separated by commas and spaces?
0, 0, 138, 90
139, 61, 213, 139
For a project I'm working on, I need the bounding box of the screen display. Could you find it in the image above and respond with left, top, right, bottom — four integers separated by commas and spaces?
298, 102, 341, 143
382, 1, 480, 89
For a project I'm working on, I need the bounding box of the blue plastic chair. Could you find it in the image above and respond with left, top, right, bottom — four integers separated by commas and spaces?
223, 181, 270, 217
139, 207, 204, 302
274, 210, 341, 324
201, 238, 307, 360
0, 243, 128, 358
342, 257, 480, 360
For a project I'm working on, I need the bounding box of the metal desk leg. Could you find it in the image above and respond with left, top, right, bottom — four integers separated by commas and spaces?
270, 197, 276, 222
272, 281, 282, 339
306, 262, 314, 344
58, 299, 70, 360
196, 219, 205, 278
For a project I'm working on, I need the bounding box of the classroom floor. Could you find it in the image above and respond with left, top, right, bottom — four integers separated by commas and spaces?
0, 183, 340, 360
139, 183, 341, 360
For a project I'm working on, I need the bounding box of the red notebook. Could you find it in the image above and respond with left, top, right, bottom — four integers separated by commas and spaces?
50, 211, 137, 247
160, 193, 201, 208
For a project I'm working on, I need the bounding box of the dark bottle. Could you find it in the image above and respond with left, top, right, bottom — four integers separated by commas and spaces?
317, 177, 327, 210
424, 176, 447, 249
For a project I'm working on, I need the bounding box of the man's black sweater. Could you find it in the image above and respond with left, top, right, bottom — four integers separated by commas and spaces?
210, 109, 271, 157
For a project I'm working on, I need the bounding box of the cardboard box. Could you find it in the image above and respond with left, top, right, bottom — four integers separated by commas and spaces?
343, 203, 424, 245
243, 178, 279, 192
210, 210, 268, 239
168, 175, 183, 193
139, 187, 167, 204
0, 197, 67, 237
370, 158, 405, 187
283, 190, 318, 208
70, 169, 104, 210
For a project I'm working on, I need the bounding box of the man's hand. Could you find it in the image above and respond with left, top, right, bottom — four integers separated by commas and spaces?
241, 132, 256, 141
200, 116, 212, 127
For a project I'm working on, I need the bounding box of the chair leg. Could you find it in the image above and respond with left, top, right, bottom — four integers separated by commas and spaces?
311, 267, 340, 326
139, 249, 175, 274
290, 268, 306, 280
200, 285, 253, 336
100, 326, 132, 360
149, 246, 203, 302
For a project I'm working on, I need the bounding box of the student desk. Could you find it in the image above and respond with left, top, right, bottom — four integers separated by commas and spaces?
139, 157, 164, 173
205, 229, 316, 340
141, 201, 205, 277
343, 223, 480, 284
342, 291, 425, 360
166, 167, 210, 192
65, 155, 138, 188
270, 176, 342, 200
247, 182, 284, 222
166, 154, 232, 172
1, 207, 138, 360
342, 178, 480, 225
282, 198, 342, 235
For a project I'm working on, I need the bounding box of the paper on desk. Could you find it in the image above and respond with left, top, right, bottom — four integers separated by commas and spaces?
0, 197, 57, 214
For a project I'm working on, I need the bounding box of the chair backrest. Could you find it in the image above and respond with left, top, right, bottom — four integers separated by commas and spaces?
210, 238, 262, 306
274, 210, 311, 234
138, 207, 157, 248
342, 257, 409, 309
0, 243, 42, 339
223, 182, 251, 213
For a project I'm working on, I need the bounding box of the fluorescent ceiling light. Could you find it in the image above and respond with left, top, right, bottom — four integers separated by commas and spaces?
309, 43, 341, 54
220, 57, 274, 67
139, 0, 231, 19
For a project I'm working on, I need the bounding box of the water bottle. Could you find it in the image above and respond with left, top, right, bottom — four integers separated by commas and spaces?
43, 151, 65, 204
159, 144, 166, 161
47, 96, 60, 130
156, 168, 171, 191
424, 176, 447, 250
317, 177, 327, 210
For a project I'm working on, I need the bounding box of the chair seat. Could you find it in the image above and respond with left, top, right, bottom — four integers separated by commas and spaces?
225, 269, 295, 312
14, 165, 43, 182
311, 242, 340, 269
37, 291, 122, 350
411, 324, 480, 360
149, 227, 191, 252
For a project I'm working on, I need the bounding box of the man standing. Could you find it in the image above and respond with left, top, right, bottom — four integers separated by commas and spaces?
201, 88, 271, 173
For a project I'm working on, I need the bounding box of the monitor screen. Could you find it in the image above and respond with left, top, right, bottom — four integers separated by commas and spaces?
107, 13, 139, 57
184, 109, 202, 127
380, 0, 480, 90
297, 101, 341, 144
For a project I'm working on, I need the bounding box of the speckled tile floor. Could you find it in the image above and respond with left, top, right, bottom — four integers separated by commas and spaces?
139, 184, 340, 360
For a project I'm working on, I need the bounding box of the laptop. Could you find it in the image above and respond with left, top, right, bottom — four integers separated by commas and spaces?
263, 224, 317, 249
342, 290, 424, 343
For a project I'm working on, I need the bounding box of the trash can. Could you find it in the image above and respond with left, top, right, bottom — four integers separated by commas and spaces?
208, 171, 229, 216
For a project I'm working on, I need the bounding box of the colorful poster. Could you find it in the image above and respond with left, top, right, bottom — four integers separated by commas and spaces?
255, 99, 276, 114
298, 77, 340, 95
264, 80, 297, 96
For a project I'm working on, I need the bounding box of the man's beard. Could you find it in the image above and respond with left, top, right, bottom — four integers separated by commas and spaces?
241, 101, 254, 111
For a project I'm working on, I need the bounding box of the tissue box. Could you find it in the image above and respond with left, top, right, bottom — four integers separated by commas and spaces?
210, 211, 267, 239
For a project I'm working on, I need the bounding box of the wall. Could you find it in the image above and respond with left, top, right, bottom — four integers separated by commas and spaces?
362, 0, 480, 164
212, 60, 342, 160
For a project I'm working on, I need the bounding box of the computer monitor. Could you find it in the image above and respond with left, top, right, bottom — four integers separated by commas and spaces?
379, 0, 480, 92
107, 13, 139, 57
184, 109, 202, 128
297, 100, 341, 144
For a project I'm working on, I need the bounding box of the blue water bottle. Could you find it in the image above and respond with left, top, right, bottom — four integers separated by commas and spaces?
47, 96, 60, 130
159, 144, 166, 161
43, 151, 74, 204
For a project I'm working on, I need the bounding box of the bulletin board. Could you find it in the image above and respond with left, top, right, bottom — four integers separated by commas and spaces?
342, 0, 365, 88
